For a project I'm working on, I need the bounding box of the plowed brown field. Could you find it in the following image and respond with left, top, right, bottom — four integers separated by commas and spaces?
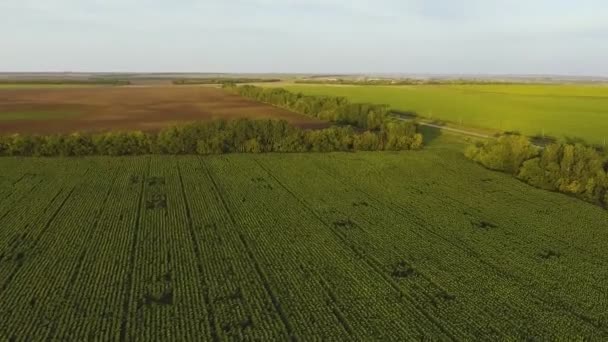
0, 86, 328, 134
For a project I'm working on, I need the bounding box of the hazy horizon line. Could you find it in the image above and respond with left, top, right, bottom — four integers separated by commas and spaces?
1, 71, 608, 78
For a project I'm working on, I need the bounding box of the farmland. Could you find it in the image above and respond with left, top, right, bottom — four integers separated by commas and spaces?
4, 0, 608, 339
0, 86, 327, 134
273, 83, 608, 144
1, 139, 607, 340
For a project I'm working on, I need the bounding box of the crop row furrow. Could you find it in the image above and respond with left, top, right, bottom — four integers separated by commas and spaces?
214, 156, 445, 339
203, 157, 358, 340
316, 152, 607, 337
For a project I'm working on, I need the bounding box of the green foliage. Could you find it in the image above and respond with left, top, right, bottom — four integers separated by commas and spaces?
93, 131, 152, 155
277, 84, 608, 145
467, 135, 608, 207
174, 78, 281, 85
518, 143, 608, 205
60, 133, 96, 156
465, 135, 538, 174
305, 127, 354, 152
0, 119, 422, 157
1, 134, 37, 156
381, 121, 424, 150
354, 131, 381, 151
227, 84, 390, 130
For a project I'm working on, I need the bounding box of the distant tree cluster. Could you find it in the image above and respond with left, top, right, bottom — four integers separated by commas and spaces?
173, 78, 281, 85
466, 135, 608, 207
0, 119, 422, 157
465, 135, 538, 175
225, 84, 390, 130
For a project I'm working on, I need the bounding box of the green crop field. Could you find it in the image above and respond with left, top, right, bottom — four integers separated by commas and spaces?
1, 138, 607, 340
274, 84, 608, 144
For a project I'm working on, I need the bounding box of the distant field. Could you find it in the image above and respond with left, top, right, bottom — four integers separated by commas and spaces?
0, 84, 104, 89
275, 84, 608, 144
0, 141, 607, 339
0, 86, 327, 134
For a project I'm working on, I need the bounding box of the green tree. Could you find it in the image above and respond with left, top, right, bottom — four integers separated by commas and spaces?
466, 135, 538, 174
354, 131, 381, 151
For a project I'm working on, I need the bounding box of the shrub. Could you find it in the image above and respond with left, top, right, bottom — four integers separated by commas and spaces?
466, 135, 538, 174
468, 135, 608, 208
518, 143, 607, 204
354, 131, 381, 151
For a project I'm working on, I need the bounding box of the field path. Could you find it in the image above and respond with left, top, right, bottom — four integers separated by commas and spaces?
394, 114, 492, 139
416, 121, 492, 139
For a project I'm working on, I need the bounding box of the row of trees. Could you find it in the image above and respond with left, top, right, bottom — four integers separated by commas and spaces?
293, 79, 530, 86
466, 135, 608, 207
173, 78, 280, 85
226, 84, 390, 130
0, 119, 423, 157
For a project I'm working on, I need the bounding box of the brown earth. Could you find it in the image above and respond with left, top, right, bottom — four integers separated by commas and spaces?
0, 86, 329, 134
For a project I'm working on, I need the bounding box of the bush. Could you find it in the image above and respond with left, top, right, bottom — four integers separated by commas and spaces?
381, 121, 423, 150
354, 131, 381, 151
518, 143, 608, 204
93, 131, 151, 155
465, 135, 538, 174
0, 134, 40, 156
467, 135, 608, 207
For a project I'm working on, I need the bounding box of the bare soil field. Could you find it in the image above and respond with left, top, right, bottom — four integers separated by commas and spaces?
0, 86, 328, 134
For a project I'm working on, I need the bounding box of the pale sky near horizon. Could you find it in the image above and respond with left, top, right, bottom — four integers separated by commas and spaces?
1, 0, 607, 76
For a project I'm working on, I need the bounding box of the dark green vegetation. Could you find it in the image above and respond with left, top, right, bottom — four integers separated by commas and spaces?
467, 135, 608, 208
0, 119, 422, 156
0, 141, 607, 340
173, 78, 281, 85
228, 84, 390, 130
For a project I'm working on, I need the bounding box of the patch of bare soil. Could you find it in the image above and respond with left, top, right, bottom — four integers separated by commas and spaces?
0, 86, 329, 134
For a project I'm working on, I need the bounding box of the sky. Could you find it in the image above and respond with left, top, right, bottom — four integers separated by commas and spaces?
1, 0, 607, 75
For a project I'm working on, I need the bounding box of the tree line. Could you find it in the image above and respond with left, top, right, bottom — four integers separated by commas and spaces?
466, 135, 608, 207
0, 119, 422, 157
225, 84, 390, 130
173, 78, 281, 85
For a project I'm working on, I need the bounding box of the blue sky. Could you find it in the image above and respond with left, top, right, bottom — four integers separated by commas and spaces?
1, 0, 607, 75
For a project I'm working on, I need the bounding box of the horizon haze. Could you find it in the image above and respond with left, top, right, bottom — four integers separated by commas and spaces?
1, 0, 608, 76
